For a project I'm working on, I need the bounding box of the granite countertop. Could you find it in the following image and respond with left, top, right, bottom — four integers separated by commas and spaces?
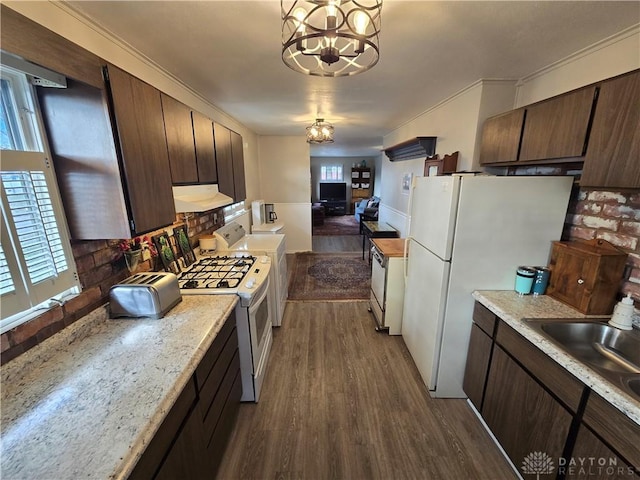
473, 290, 640, 426
1, 294, 238, 480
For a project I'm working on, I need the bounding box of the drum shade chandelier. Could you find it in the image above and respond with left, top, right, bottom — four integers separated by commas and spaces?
306, 118, 335, 143
281, 0, 382, 77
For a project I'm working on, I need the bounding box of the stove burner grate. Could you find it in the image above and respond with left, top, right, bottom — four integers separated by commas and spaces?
178, 254, 256, 290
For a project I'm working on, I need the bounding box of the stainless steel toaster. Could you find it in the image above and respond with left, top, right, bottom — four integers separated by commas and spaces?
109, 272, 182, 319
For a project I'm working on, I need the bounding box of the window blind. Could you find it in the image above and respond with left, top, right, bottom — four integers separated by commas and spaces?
1, 171, 68, 285
0, 244, 15, 296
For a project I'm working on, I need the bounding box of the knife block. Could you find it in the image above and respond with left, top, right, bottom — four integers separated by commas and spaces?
547, 239, 628, 315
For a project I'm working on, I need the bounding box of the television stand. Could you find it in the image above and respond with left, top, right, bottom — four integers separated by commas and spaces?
320, 199, 347, 216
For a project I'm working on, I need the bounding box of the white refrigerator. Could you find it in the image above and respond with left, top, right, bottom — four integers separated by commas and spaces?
402, 174, 573, 398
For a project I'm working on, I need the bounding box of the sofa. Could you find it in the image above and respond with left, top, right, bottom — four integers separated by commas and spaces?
354, 196, 380, 223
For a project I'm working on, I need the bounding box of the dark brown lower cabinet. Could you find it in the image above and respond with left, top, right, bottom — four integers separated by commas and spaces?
483, 345, 573, 468
462, 323, 493, 410
129, 312, 241, 479
566, 425, 636, 480
465, 301, 640, 479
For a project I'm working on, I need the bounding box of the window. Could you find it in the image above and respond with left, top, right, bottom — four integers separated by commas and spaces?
320, 165, 343, 181
0, 65, 79, 333
223, 200, 247, 222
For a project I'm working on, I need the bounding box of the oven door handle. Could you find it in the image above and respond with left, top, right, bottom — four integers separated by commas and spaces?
248, 277, 270, 317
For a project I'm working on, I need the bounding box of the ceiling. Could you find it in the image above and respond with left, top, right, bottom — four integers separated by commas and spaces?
64, 1, 639, 157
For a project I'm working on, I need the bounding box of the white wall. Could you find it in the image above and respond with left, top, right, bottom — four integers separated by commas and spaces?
515, 26, 640, 107
379, 82, 490, 227
5, 1, 262, 204
257, 136, 312, 252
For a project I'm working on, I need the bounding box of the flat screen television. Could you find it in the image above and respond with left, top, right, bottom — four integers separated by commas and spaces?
319, 182, 346, 201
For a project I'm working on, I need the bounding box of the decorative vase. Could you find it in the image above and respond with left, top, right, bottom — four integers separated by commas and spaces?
124, 250, 142, 272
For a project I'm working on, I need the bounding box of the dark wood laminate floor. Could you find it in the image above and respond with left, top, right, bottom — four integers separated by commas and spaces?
215, 301, 517, 480
312, 234, 361, 253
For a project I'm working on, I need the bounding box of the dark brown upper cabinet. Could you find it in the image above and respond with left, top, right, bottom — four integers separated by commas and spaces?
230, 130, 246, 202
38, 67, 176, 239
105, 64, 175, 235
192, 111, 218, 184
161, 93, 199, 184
581, 70, 640, 188
1, 5, 104, 89
479, 109, 525, 165
214, 123, 246, 203
162, 94, 218, 185
519, 86, 597, 162
214, 122, 234, 199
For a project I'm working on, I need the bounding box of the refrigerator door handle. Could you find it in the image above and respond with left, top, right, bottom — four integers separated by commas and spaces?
403, 236, 411, 285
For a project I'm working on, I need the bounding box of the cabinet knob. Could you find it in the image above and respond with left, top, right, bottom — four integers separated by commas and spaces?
577, 278, 584, 285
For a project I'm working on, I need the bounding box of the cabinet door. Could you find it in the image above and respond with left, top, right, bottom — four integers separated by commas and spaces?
193, 111, 218, 183
483, 346, 573, 468
520, 86, 596, 161
161, 93, 198, 184
566, 425, 636, 480
230, 130, 246, 202
462, 323, 493, 411
582, 70, 640, 188
106, 65, 175, 234
479, 109, 525, 164
582, 391, 640, 471
214, 122, 235, 199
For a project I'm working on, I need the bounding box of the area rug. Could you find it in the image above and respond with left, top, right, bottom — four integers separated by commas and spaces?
288, 252, 370, 301
313, 215, 361, 236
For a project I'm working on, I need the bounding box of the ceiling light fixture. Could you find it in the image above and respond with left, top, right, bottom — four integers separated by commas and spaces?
306, 118, 335, 143
281, 0, 382, 77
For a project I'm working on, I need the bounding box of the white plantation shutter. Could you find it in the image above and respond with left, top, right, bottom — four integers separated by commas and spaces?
1, 151, 78, 321
0, 243, 15, 295
0, 66, 79, 332
2, 170, 68, 283
321, 165, 343, 181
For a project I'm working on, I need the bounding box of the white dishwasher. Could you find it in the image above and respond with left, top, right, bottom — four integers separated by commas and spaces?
369, 238, 406, 335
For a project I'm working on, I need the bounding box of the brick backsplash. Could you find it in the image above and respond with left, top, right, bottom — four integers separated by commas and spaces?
563, 187, 640, 303
1, 210, 224, 363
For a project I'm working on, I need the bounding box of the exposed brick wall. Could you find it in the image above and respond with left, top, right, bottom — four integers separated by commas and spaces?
563, 187, 640, 303
1, 209, 224, 363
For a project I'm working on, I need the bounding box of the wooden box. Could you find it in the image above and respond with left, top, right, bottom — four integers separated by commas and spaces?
547, 239, 628, 315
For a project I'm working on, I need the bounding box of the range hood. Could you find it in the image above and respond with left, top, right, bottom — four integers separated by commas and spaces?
172, 185, 234, 213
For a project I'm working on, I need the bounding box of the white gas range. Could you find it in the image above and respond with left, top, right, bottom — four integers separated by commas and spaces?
213, 222, 287, 327
178, 253, 272, 402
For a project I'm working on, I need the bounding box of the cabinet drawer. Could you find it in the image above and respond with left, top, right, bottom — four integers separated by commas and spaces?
202, 350, 241, 446
472, 302, 497, 337
195, 312, 236, 390
496, 321, 585, 413
198, 328, 238, 423
582, 391, 640, 470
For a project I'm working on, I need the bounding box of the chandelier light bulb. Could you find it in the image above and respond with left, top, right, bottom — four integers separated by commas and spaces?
353, 10, 369, 34
294, 7, 306, 30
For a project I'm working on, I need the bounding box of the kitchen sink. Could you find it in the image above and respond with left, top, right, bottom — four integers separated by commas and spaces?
527, 319, 640, 401
628, 378, 640, 398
